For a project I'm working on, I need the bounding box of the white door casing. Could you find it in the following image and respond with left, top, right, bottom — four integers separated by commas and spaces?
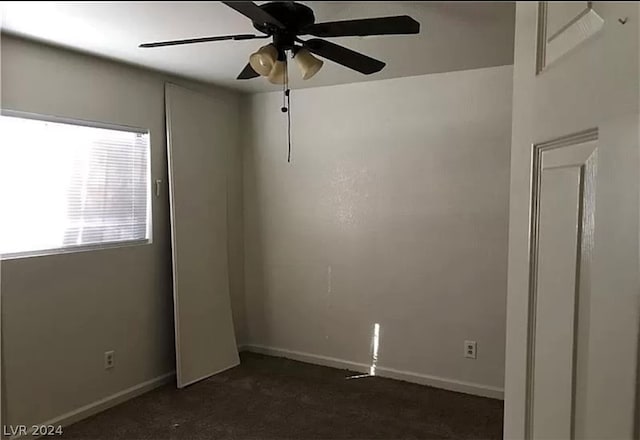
505, 2, 639, 439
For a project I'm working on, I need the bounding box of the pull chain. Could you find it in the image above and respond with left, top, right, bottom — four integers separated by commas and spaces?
280, 54, 292, 163
286, 64, 291, 163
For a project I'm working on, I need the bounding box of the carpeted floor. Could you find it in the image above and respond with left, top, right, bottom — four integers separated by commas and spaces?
61, 352, 503, 440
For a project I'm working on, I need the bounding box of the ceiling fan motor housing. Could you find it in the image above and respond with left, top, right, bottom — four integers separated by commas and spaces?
254, 2, 315, 50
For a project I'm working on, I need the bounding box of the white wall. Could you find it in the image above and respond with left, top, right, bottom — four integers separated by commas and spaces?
0, 35, 245, 427
243, 65, 513, 395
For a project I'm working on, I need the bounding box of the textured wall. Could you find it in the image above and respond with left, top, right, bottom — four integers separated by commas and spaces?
243, 65, 513, 392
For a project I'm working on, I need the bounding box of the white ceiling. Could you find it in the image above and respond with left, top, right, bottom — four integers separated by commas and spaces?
1, 1, 515, 93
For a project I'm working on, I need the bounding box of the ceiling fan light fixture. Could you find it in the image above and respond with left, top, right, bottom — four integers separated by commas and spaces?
249, 43, 278, 77
267, 60, 287, 84
293, 47, 323, 80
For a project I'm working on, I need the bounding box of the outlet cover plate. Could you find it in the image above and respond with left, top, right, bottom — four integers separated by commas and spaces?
464, 341, 477, 359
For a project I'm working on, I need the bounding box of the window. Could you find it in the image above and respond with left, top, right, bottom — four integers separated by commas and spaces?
0, 112, 151, 259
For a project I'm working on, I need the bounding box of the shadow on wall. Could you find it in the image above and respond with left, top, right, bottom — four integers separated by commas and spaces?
242, 95, 271, 345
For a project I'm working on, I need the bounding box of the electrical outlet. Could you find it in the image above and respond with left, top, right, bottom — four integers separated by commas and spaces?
464, 341, 477, 359
104, 350, 115, 369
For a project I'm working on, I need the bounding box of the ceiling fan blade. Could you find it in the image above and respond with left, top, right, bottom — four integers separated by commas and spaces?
237, 63, 260, 80
304, 15, 420, 38
139, 34, 266, 48
222, 1, 284, 29
303, 39, 385, 75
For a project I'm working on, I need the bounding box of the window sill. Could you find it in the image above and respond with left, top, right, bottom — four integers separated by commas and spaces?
0, 238, 153, 261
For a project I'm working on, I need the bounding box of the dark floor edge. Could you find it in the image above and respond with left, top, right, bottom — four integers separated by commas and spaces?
239, 344, 504, 400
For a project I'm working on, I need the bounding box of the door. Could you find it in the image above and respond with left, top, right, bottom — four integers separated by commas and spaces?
165, 83, 240, 388
505, 2, 639, 439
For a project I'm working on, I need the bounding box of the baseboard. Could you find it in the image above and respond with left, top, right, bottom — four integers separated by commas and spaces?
241, 344, 504, 400
13, 372, 175, 439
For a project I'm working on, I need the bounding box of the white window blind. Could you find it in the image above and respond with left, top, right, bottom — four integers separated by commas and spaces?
0, 113, 151, 258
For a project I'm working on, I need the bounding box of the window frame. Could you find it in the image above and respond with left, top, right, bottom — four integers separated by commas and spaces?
0, 109, 154, 260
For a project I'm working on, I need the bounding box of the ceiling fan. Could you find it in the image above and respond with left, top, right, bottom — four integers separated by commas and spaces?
139, 1, 421, 84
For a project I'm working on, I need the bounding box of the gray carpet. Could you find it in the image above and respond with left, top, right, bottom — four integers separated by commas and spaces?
61, 352, 503, 440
